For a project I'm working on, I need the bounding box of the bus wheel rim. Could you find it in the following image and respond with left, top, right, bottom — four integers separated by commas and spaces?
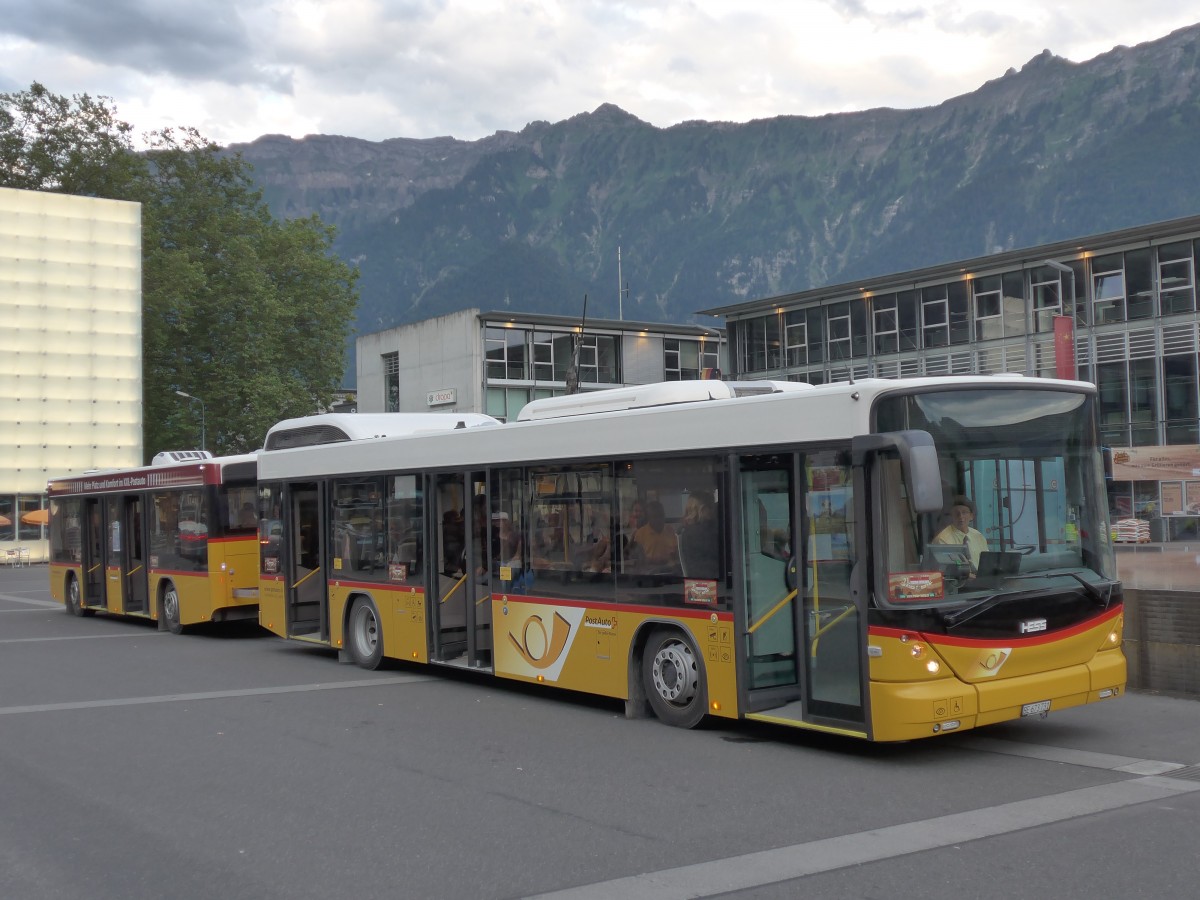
164, 589, 178, 622
651, 641, 696, 705
355, 606, 378, 653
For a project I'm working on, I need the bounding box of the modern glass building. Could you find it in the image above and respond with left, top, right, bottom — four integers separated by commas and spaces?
703, 214, 1200, 539
358, 308, 725, 422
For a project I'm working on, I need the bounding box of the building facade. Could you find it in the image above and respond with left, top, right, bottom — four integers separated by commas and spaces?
357, 309, 726, 421
704, 215, 1200, 540
0, 187, 143, 560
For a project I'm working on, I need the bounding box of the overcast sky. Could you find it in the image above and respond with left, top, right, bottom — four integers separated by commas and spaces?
2, 1, 1197, 148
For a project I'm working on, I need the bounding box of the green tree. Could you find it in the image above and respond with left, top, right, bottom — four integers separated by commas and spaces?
0, 81, 141, 196
1, 84, 359, 459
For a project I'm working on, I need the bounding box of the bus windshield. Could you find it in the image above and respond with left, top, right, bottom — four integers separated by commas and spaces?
875, 387, 1115, 610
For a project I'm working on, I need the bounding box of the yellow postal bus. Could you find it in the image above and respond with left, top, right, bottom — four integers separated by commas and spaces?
48, 452, 260, 632
256, 377, 1125, 741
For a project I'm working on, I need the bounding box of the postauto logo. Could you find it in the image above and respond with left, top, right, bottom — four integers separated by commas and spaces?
506, 606, 585, 680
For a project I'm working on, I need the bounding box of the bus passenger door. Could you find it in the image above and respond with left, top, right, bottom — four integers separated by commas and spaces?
82, 498, 106, 609
104, 496, 124, 612
285, 482, 327, 638
739, 452, 867, 733
430, 472, 493, 668
122, 495, 148, 614
800, 450, 865, 729
739, 455, 802, 705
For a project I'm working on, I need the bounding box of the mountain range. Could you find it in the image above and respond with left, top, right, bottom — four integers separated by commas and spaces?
229, 23, 1200, 382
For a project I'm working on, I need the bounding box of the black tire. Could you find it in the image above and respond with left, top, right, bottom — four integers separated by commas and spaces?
162, 583, 184, 634
642, 628, 707, 728
65, 576, 94, 617
347, 596, 385, 670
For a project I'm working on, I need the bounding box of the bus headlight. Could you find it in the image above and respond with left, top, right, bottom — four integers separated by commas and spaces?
910, 642, 925, 659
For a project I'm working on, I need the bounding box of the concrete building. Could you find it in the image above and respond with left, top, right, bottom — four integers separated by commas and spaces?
703, 214, 1200, 541
0, 187, 143, 561
357, 309, 725, 421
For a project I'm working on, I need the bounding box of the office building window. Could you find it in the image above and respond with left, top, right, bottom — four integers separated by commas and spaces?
827, 300, 867, 361
741, 314, 782, 372
382, 352, 399, 412
486, 327, 529, 380
973, 275, 1004, 341
896, 290, 919, 351
1096, 361, 1130, 447
1129, 357, 1158, 446
1126, 248, 1154, 320
1163, 354, 1199, 443
1159, 241, 1196, 315
785, 309, 809, 365
873, 294, 898, 354
1030, 265, 1063, 333
922, 286, 948, 348
664, 339, 718, 380
1092, 254, 1126, 325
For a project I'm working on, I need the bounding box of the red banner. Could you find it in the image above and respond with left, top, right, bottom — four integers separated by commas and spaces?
1053, 315, 1076, 380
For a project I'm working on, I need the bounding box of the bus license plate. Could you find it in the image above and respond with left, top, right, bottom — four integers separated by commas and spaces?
1021, 699, 1051, 717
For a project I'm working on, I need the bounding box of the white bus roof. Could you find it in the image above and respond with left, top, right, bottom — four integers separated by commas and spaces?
516, 380, 812, 421
263, 412, 499, 449
256, 376, 1095, 482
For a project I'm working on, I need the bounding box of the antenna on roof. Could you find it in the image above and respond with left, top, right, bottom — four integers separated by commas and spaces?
565, 293, 588, 395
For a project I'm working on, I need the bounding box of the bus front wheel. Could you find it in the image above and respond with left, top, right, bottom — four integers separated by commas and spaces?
162, 583, 184, 634
347, 597, 384, 670
642, 628, 706, 728
65, 576, 93, 617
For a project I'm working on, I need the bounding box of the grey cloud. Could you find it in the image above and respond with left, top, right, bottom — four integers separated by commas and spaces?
825, 0, 926, 27
0, 0, 289, 90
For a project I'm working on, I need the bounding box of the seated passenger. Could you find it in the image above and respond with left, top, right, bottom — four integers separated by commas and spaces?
573, 512, 612, 575
629, 500, 678, 573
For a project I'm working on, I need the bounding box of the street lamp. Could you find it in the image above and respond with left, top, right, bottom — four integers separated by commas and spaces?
175, 390, 206, 452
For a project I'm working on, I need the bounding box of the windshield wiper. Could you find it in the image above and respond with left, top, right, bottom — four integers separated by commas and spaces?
939, 574, 1116, 629
1063, 572, 1116, 611
939, 591, 1026, 629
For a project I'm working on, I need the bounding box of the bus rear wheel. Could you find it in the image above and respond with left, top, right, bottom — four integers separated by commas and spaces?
642, 628, 706, 728
347, 597, 384, 670
162, 583, 184, 634
65, 576, 93, 617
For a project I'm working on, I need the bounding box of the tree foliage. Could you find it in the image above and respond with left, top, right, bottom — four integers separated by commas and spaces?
1, 84, 358, 460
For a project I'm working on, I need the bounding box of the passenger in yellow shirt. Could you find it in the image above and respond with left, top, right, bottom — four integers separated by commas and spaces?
630, 500, 678, 572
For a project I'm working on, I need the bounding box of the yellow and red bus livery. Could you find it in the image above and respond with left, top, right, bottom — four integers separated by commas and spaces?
47, 451, 260, 632
256, 377, 1124, 741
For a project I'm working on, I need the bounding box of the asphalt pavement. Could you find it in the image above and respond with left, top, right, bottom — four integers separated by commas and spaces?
2, 563, 1199, 900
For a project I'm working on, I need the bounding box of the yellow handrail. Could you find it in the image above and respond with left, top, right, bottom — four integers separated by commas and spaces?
810, 604, 855, 658
440, 573, 468, 604
291, 567, 321, 589
748, 588, 798, 634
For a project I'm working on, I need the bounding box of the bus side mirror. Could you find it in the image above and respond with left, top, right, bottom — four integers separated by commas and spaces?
852, 430, 943, 514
